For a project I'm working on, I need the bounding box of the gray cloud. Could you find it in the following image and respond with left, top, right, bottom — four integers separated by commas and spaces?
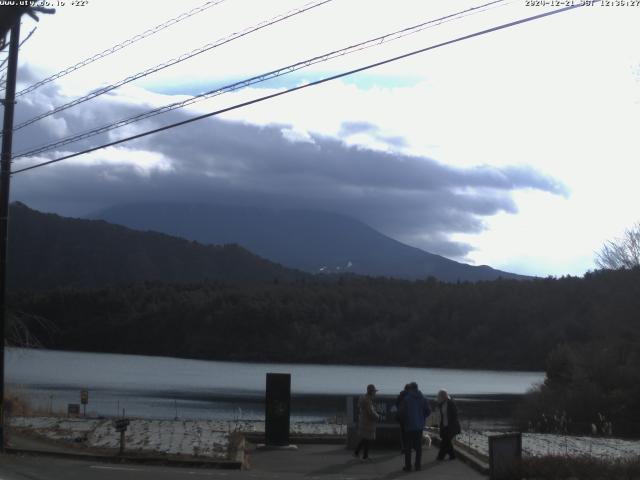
338, 121, 377, 136
9, 75, 568, 260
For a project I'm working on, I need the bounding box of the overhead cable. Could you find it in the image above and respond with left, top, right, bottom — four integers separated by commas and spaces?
13, 0, 508, 159
14, 0, 228, 97
11, 2, 596, 175
1, 27, 37, 103
10, 0, 335, 133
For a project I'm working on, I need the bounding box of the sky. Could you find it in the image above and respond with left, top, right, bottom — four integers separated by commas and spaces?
2, 0, 639, 277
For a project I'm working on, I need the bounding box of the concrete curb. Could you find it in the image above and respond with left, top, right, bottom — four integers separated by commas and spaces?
429, 435, 490, 475
454, 446, 489, 475
231, 434, 248, 468
5, 447, 245, 469
243, 433, 346, 445
5, 432, 248, 470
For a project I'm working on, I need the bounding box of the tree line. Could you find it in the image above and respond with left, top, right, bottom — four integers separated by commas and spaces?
9, 268, 640, 371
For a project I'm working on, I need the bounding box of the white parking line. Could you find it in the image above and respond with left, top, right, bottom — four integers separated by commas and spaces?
90, 465, 145, 472
186, 473, 229, 476
89, 465, 232, 476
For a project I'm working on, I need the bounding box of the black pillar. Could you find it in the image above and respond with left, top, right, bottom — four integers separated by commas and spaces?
265, 373, 290, 446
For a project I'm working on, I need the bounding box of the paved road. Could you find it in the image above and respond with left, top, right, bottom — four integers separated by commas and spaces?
0, 444, 487, 480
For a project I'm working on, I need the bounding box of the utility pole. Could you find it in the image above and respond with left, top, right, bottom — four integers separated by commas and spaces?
0, 19, 21, 452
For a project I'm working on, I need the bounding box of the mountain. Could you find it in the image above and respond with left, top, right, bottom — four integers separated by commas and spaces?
7, 202, 304, 290
90, 203, 528, 282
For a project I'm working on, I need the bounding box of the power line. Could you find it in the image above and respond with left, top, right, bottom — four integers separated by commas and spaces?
18, 26, 37, 49
0, 26, 35, 78
11, 2, 594, 176
9, 0, 335, 134
14, 0, 228, 98
13, 0, 509, 159
0, 26, 36, 104
14, 0, 507, 158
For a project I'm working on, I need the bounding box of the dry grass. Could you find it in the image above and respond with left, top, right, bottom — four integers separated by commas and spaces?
521, 455, 640, 480
4, 389, 32, 417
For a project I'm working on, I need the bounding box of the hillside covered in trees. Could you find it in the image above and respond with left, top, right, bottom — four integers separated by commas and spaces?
91, 202, 528, 281
8, 201, 526, 287
9, 268, 640, 371
8, 202, 304, 289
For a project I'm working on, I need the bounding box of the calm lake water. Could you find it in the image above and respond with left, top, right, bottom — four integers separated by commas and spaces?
6, 348, 544, 424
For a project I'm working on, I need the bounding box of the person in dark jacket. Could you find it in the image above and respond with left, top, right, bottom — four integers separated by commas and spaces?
436, 389, 460, 461
399, 382, 431, 471
395, 384, 410, 453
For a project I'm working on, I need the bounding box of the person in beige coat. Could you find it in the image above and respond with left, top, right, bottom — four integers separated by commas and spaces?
354, 384, 380, 460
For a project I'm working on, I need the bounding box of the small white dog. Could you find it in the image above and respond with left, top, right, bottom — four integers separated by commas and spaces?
422, 430, 432, 448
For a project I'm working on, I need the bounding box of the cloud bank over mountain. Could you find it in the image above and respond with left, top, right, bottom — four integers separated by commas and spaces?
11, 69, 566, 261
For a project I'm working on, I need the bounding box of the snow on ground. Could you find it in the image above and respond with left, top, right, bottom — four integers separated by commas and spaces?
11, 416, 231, 458
9, 416, 344, 458
232, 420, 346, 436
456, 430, 640, 460
11, 417, 102, 442
90, 419, 229, 458
11, 417, 640, 461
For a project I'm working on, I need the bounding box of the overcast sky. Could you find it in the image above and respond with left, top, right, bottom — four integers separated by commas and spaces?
3, 0, 639, 276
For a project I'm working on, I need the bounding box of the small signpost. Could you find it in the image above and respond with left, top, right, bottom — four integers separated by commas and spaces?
346, 395, 404, 448
113, 417, 130, 455
80, 389, 89, 417
67, 404, 80, 416
347, 396, 397, 425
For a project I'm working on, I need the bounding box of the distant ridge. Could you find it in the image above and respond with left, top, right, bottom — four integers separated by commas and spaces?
91, 203, 529, 282
8, 202, 304, 290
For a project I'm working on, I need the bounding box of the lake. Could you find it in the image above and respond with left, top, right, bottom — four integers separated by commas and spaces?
6, 348, 544, 425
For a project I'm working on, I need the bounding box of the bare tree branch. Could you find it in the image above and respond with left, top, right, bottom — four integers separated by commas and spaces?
6, 310, 58, 348
595, 222, 640, 270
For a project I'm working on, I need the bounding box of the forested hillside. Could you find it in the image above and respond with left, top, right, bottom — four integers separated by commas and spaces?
7, 202, 304, 289
10, 268, 640, 371
92, 203, 528, 281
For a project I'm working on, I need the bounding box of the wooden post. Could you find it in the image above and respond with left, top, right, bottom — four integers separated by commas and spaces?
0, 19, 21, 452
119, 430, 125, 455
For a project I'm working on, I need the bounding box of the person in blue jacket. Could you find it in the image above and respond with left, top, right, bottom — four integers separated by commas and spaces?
395, 384, 410, 453
399, 382, 431, 472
